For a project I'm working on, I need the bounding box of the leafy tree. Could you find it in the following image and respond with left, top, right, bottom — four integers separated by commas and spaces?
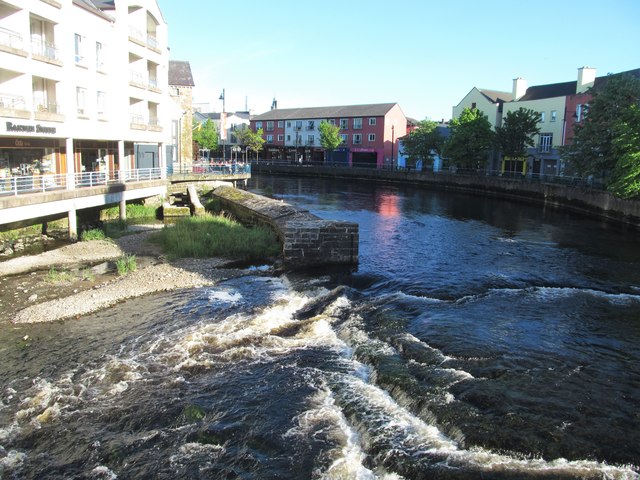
192, 119, 218, 153
607, 104, 640, 198
245, 127, 266, 161
318, 121, 342, 163
444, 107, 494, 169
399, 120, 442, 168
563, 73, 640, 179
495, 108, 541, 159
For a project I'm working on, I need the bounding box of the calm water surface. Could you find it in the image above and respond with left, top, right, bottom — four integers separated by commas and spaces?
0, 175, 638, 479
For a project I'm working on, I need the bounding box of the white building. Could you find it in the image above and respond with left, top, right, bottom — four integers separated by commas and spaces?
0, 0, 173, 185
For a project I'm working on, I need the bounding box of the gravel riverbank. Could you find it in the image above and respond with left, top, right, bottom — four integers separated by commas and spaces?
0, 227, 262, 324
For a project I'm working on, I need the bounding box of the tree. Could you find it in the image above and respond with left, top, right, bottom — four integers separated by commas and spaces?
399, 120, 442, 168
495, 108, 541, 159
444, 107, 494, 169
244, 127, 266, 162
318, 121, 342, 163
562, 73, 640, 179
192, 119, 218, 154
607, 104, 640, 198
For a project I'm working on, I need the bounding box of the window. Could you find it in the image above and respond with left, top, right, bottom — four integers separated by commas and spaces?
353, 118, 362, 129
550, 110, 557, 122
340, 134, 348, 144
539, 133, 552, 153
266, 121, 274, 131
96, 41, 104, 70
307, 120, 315, 130
97, 91, 106, 116
353, 133, 362, 144
307, 135, 314, 145
295, 120, 303, 130
471, 102, 477, 109
286, 134, 291, 142
575, 104, 583, 122
368, 133, 375, 142
74, 34, 86, 65
286, 121, 292, 128
540, 111, 545, 122
266, 135, 274, 143
255, 121, 262, 129
328, 119, 336, 125
278, 120, 284, 128
277, 134, 284, 141
340, 119, 348, 129
369, 117, 376, 126
76, 87, 87, 115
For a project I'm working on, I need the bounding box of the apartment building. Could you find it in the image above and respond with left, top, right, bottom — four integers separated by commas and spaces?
250, 103, 407, 167
0, 0, 173, 188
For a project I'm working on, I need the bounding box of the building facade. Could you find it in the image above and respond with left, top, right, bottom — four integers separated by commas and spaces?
168, 60, 194, 167
0, 0, 173, 188
250, 103, 407, 167
194, 111, 251, 161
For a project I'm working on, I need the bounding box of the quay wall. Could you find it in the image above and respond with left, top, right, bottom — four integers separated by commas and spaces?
252, 165, 640, 228
212, 186, 358, 269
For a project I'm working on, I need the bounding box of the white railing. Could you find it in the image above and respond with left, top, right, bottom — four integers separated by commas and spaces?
0, 168, 163, 197
0, 26, 23, 50
0, 93, 25, 110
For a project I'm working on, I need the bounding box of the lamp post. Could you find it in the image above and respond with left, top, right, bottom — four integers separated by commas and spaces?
391, 123, 395, 170
219, 89, 226, 162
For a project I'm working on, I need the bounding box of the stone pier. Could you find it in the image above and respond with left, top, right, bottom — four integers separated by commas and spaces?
212, 186, 359, 269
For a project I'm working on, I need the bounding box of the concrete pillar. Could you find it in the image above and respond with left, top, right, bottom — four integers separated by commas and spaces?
66, 137, 75, 190
119, 198, 127, 222
159, 142, 166, 179
68, 208, 77, 241
118, 140, 125, 182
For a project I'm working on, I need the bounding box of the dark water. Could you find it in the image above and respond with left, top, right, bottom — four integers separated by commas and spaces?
1, 175, 639, 479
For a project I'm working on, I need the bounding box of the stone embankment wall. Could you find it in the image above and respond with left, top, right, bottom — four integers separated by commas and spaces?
212, 186, 358, 269
253, 165, 640, 228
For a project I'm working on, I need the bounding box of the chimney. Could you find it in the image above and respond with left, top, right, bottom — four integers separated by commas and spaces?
577, 66, 596, 93
271, 98, 277, 110
513, 77, 527, 101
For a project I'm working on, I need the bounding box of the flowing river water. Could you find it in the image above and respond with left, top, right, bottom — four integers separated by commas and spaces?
1, 175, 639, 479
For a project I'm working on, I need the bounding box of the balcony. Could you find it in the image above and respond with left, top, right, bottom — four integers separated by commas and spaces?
33, 100, 64, 122
128, 26, 146, 47
129, 70, 146, 89
147, 77, 161, 93
31, 39, 62, 66
0, 26, 27, 57
146, 34, 161, 53
130, 114, 146, 130
0, 93, 30, 119
147, 116, 162, 132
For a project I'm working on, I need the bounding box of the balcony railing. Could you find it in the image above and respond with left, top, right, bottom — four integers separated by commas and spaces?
0, 93, 26, 110
146, 34, 159, 50
129, 70, 146, 87
33, 100, 61, 114
128, 26, 145, 44
0, 26, 24, 50
31, 39, 59, 61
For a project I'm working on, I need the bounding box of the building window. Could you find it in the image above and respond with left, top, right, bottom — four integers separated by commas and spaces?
97, 91, 106, 116
295, 120, 303, 130
328, 119, 336, 125
307, 135, 314, 145
277, 134, 284, 141
286, 121, 292, 128
266, 121, 274, 131
539, 111, 545, 122
368, 133, 375, 142
471, 102, 477, 109
353, 133, 362, 144
368, 117, 376, 126
76, 86, 86, 115
539, 133, 552, 153
266, 135, 274, 143
340, 134, 348, 144
340, 119, 348, 129
550, 110, 557, 122
307, 120, 315, 130
575, 104, 582, 122
277, 120, 284, 128
96, 41, 104, 70
286, 134, 291, 142
74, 34, 86, 65
353, 118, 362, 129
255, 121, 262, 129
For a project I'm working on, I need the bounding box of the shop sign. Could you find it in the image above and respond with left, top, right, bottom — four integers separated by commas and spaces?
5, 121, 57, 135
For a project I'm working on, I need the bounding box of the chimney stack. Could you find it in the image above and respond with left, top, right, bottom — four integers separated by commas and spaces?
577, 66, 596, 93
513, 77, 527, 101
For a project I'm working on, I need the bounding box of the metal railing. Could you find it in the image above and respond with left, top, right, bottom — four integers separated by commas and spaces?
0, 93, 26, 110
0, 168, 163, 197
170, 162, 251, 176
0, 26, 23, 50
31, 39, 59, 61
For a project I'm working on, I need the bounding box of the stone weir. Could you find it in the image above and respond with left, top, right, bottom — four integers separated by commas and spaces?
212, 186, 359, 269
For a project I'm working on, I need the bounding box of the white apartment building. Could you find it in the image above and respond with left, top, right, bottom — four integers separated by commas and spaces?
0, 0, 174, 187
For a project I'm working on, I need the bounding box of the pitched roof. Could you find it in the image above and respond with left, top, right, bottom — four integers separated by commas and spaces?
168, 61, 195, 87
518, 80, 577, 101
252, 103, 399, 121
479, 89, 513, 103
592, 67, 640, 90
72, 0, 114, 20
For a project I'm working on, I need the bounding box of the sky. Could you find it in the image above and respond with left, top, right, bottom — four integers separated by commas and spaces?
156, 0, 640, 121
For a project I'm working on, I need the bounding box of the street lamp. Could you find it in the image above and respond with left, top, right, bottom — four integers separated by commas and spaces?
219, 89, 225, 162
391, 123, 395, 169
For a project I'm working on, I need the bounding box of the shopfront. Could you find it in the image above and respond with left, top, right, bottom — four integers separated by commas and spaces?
0, 137, 65, 192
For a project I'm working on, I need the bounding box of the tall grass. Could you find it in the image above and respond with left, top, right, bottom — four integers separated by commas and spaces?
100, 203, 158, 221
80, 228, 106, 241
154, 213, 281, 261
116, 254, 137, 276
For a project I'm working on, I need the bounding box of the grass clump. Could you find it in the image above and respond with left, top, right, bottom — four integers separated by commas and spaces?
101, 203, 158, 221
154, 213, 280, 261
80, 228, 106, 241
46, 266, 74, 283
116, 254, 137, 276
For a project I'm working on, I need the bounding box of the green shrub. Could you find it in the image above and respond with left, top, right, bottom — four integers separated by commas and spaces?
80, 228, 106, 241
116, 254, 137, 276
154, 213, 280, 261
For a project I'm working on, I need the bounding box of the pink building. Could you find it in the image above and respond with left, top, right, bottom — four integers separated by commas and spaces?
250, 103, 407, 167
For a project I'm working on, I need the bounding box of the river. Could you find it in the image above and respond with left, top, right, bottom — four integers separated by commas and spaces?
0, 175, 639, 479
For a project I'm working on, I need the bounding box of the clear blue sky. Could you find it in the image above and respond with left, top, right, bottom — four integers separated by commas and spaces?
156, 0, 640, 121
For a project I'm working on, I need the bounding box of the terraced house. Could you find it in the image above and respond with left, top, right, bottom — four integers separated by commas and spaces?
0, 0, 177, 189
250, 103, 407, 167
